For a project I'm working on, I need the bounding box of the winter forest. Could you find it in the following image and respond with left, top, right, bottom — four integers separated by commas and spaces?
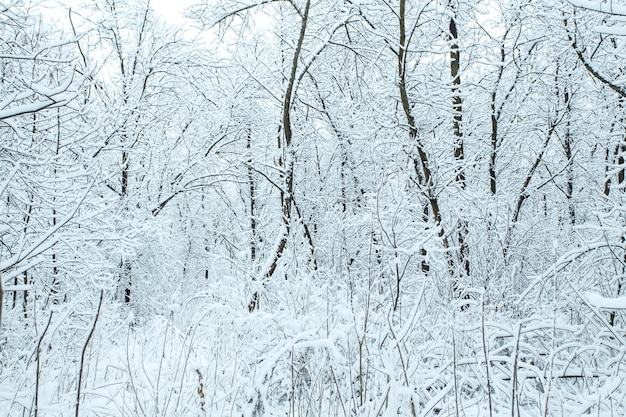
1, 0, 626, 415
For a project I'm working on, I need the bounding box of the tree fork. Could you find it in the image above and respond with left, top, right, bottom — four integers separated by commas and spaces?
249, 0, 311, 311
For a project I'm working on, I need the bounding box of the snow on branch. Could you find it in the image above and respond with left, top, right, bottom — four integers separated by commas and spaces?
0, 93, 77, 120
518, 241, 623, 302
568, 0, 626, 16
0, 69, 90, 121
0, 177, 95, 275
594, 25, 626, 35
587, 292, 626, 310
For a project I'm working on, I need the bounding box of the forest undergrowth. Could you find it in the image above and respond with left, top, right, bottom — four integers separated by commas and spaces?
2, 250, 625, 417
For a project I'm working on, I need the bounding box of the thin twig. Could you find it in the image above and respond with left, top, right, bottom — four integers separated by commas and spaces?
75, 290, 104, 417
511, 323, 523, 417
34, 312, 54, 417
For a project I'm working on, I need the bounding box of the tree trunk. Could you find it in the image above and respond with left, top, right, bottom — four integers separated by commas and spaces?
121, 149, 131, 304
449, 9, 471, 293
562, 87, 575, 225
398, 0, 454, 277
249, 0, 312, 312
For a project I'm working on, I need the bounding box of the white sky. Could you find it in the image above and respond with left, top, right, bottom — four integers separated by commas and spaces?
41, 0, 198, 26
150, 0, 198, 25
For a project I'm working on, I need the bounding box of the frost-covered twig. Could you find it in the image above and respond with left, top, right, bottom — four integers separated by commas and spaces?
75, 290, 104, 417
510, 323, 522, 417
34, 312, 53, 417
